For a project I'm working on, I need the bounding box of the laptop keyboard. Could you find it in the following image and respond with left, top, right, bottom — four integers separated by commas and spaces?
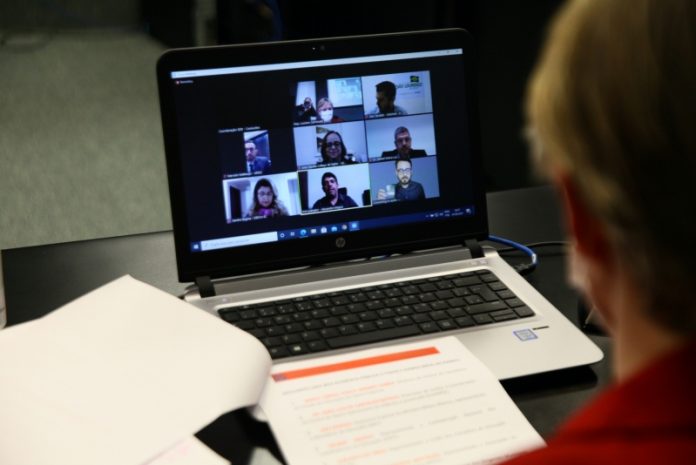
217, 270, 534, 359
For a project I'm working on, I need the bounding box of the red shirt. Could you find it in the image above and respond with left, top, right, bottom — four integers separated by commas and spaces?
504, 340, 696, 465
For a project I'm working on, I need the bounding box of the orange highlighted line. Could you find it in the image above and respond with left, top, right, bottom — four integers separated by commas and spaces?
272, 346, 439, 382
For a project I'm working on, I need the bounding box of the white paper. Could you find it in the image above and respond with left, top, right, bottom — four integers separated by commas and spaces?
260, 337, 544, 465
0, 275, 271, 465
145, 436, 230, 465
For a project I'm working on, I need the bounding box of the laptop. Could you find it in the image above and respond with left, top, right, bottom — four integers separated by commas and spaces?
156, 28, 602, 380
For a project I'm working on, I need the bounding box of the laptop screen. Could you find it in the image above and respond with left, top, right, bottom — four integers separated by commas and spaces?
158, 30, 487, 281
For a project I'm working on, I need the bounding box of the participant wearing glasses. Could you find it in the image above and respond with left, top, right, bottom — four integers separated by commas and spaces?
320, 131, 357, 165
378, 158, 425, 201
381, 127, 427, 159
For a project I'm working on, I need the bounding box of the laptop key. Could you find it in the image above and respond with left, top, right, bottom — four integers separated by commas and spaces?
304, 320, 322, 330
330, 305, 349, 316
268, 346, 290, 359
349, 293, 368, 303
301, 331, 320, 341
338, 324, 358, 335
473, 314, 494, 325
320, 327, 340, 338
480, 273, 500, 283
282, 334, 302, 344
393, 316, 413, 326
402, 285, 420, 295
257, 306, 276, 317
288, 343, 309, 355
357, 322, 377, 332
326, 325, 421, 349
498, 290, 516, 300
491, 310, 518, 322
466, 301, 508, 314
514, 306, 535, 318
447, 308, 467, 318
266, 326, 284, 336
235, 321, 255, 331
384, 288, 403, 298
248, 328, 267, 339
455, 316, 476, 328
437, 319, 456, 330
308, 340, 328, 352
262, 336, 282, 347
219, 310, 240, 323
419, 322, 439, 333
435, 290, 454, 300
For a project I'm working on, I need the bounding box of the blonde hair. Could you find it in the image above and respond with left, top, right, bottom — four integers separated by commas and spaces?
526, 0, 696, 332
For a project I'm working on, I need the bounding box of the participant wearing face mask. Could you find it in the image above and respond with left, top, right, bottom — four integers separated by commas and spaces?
316, 98, 345, 124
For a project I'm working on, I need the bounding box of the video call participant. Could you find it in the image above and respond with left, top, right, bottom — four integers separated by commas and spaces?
377, 158, 425, 201
295, 97, 317, 122
246, 178, 288, 218
320, 131, 357, 165
367, 81, 408, 116
502, 0, 696, 464
312, 172, 358, 210
244, 141, 271, 174
317, 98, 345, 123
381, 126, 427, 158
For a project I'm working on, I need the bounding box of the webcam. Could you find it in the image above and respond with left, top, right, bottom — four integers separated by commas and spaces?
311, 44, 326, 52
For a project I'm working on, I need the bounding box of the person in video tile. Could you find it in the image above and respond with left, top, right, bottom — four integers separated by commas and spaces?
378, 158, 425, 201
381, 126, 427, 159
320, 131, 357, 165
367, 81, 408, 116
312, 172, 358, 210
316, 98, 345, 124
245, 141, 271, 174
295, 97, 317, 122
246, 178, 288, 218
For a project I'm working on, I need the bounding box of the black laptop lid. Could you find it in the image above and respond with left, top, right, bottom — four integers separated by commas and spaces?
156, 29, 487, 282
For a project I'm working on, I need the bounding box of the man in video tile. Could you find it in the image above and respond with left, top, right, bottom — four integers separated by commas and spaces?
312, 172, 358, 210
245, 141, 271, 174
295, 97, 317, 122
367, 81, 408, 116
378, 158, 425, 201
381, 126, 427, 158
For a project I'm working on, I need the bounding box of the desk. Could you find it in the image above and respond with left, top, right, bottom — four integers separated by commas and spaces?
1, 185, 611, 464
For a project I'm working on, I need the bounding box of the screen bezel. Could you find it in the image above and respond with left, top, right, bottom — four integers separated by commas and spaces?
156, 29, 488, 282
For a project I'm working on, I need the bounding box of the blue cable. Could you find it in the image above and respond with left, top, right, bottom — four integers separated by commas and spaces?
487, 235, 538, 275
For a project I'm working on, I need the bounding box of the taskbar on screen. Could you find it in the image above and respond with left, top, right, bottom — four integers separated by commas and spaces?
190, 206, 475, 252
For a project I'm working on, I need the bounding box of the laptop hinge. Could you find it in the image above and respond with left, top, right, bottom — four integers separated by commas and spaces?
465, 239, 484, 259
195, 276, 216, 298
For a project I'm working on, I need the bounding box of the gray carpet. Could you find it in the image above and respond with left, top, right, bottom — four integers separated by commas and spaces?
0, 29, 171, 252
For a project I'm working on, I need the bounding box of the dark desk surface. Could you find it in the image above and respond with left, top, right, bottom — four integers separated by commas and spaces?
1, 185, 611, 464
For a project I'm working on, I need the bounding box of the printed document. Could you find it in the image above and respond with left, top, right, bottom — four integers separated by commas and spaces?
260, 336, 545, 465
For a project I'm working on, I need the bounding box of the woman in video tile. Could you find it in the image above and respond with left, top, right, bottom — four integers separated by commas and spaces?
316, 98, 345, 124
246, 178, 288, 218
320, 131, 358, 165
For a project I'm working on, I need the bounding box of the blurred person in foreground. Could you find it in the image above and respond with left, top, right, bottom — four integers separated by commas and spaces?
503, 0, 696, 463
